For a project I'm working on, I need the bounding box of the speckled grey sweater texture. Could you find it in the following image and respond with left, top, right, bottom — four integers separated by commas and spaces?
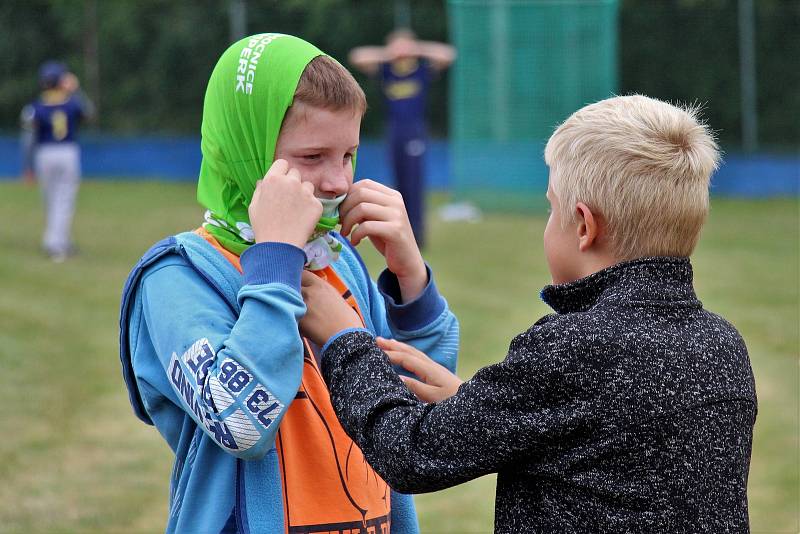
322, 257, 757, 533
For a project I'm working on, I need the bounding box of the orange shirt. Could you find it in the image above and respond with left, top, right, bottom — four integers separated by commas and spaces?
195, 228, 391, 533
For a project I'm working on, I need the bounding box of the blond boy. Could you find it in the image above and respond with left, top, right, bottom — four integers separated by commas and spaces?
301, 95, 757, 532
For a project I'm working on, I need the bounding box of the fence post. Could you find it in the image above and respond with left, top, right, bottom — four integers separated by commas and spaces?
229, 0, 248, 42
738, 0, 758, 152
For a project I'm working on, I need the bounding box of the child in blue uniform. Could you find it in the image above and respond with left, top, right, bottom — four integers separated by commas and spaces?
349, 29, 456, 248
21, 61, 93, 262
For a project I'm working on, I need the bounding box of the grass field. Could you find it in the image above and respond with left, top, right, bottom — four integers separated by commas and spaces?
0, 180, 797, 533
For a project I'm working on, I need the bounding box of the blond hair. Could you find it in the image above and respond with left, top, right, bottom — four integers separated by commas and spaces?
544, 95, 720, 259
291, 55, 367, 116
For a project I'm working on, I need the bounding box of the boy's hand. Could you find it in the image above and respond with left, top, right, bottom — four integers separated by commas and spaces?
249, 159, 322, 249
377, 337, 463, 403
299, 271, 362, 347
339, 180, 427, 302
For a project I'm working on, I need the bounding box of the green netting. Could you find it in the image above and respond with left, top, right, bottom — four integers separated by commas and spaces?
447, 0, 618, 212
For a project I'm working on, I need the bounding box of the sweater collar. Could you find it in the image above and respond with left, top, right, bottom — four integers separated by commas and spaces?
541, 257, 698, 314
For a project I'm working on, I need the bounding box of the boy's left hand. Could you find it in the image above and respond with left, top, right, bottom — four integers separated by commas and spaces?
339, 180, 427, 302
299, 271, 362, 347
377, 337, 463, 403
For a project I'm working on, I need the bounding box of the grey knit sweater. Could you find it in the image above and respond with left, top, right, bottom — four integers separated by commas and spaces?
322, 257, 757, 533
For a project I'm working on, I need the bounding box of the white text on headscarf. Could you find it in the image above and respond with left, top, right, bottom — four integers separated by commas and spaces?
235, 33, 285, 95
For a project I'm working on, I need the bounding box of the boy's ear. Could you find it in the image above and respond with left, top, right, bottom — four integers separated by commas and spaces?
575, 202, 600, 252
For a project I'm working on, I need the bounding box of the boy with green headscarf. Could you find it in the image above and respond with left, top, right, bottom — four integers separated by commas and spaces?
119, 34, 458, 533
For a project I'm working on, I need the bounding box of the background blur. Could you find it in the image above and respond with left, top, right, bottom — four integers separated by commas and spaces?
0, 0, 797, 532
1, 0, 798, 194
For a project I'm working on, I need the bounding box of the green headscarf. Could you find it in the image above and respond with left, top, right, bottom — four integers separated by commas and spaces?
197, 33, 324, 256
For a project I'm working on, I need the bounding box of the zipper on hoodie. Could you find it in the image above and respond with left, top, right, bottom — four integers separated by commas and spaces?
235, 459, 249, 534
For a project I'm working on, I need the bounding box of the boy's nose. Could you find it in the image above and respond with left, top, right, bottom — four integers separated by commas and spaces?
318, 168, 351, 197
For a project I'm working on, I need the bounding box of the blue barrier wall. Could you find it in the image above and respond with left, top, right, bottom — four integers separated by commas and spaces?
0, 136, 450, 190
0, 136, 796, 196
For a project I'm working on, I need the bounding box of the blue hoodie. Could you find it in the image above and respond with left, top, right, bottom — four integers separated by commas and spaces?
119, 230, 459, 533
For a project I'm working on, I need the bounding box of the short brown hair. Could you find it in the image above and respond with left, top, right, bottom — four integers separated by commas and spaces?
545, 95, 720, 260
291, 55, 367, 116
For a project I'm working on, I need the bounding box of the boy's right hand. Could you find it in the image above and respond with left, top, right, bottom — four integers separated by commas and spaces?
377, 337, 463, 403
249, 159, 322, 249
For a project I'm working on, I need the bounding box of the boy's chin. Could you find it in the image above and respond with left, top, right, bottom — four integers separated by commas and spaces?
548, 266, 588, 285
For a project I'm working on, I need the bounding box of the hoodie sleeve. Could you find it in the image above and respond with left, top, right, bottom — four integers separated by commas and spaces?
337, 236, 459, 374
374, 265, 459, 374
20, 104, 36, 174
131, 242, 307, 460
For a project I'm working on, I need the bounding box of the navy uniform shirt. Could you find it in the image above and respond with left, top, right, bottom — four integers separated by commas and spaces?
381, 58, 430, 137
23, 92, 87, 145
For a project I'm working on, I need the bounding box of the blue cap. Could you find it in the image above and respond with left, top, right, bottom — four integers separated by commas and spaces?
39, 61, 67, 88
